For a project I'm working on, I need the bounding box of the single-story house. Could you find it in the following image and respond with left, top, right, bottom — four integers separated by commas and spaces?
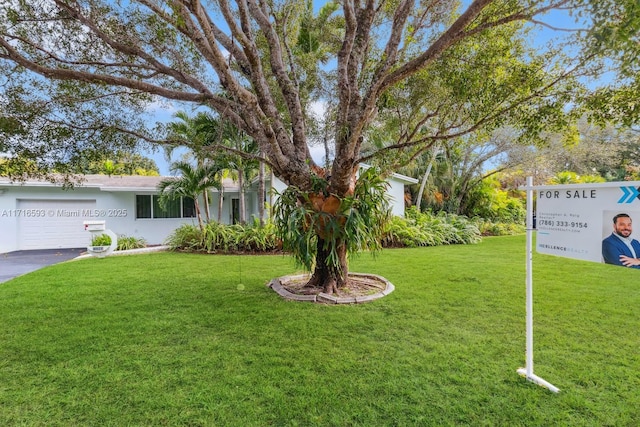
0, 170, 417, 253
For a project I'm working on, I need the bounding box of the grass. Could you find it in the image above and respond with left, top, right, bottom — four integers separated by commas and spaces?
1, 235, 639, 426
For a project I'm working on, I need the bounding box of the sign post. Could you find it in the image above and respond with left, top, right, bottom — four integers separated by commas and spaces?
517, 176, 559, 393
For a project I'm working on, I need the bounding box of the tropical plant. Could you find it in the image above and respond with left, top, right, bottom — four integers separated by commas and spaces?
116, 235, 147, 250
381, 208, 482, 248
158, 161, 221, 231
165, 220, 280, 253
273, 167, 391, 293
90, 233, 147, 250
197, 116, 262, 224
165, 224, 203, 252
164, 111, 220, 221
90, 234, 112, 247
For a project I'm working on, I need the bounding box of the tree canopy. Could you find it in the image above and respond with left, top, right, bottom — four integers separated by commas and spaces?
1, 1, 637, 182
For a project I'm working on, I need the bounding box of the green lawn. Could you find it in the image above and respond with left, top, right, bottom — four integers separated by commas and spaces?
1, 235, 639, 426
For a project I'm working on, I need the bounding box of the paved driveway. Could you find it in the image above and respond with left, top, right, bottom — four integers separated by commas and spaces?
0, 248, 85, 283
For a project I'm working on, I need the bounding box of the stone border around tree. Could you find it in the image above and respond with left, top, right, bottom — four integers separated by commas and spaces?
267, 272, 395, 304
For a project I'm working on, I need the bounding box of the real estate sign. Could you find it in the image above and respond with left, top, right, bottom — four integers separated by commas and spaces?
536, 181, 640, 264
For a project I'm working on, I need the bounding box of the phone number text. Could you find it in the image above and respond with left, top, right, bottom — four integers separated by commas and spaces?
537, 220, 588, 229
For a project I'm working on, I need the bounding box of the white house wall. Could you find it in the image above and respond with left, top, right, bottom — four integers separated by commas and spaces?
0, 186, 198, 253
387, 179, 407, 217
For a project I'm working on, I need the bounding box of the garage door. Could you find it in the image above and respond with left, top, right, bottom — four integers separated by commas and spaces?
17, 199, 97, 250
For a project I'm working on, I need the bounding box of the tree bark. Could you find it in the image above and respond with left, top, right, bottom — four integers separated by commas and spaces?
194, 198, 205, 232
306, 237, 348, 294
415, 142, 440, 212
203, 190, 211, 222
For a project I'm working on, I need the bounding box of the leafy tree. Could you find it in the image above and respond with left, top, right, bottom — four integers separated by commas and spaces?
1, 0, 638, 292
503, 117, 633, 183
402, 128, 526, 216
80, 152, 159, 176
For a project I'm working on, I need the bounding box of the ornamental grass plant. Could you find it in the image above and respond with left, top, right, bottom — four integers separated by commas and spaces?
1, 235, 638, 425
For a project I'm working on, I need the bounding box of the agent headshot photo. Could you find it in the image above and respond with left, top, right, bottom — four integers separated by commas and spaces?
602, 213, 640, 268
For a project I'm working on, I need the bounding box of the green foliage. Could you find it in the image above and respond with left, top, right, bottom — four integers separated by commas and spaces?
235, 219, 279, 252
165, 224, 204, 252
90, 234, 147, 250
90, 233, 112, 247
272, 167, 391, 271
68, 151, 160, 176
465, 177, 526, 223
116, 235, 147, 251
382, 208, 482, 248
158, 161, 221, 230
549, 171, 606, 185
474, 219, 526, 236
166, 220, 280, 253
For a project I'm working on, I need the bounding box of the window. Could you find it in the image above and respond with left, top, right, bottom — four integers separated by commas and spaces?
135, 195, 197, 219
182, 197, 196, 218
136, 195, 152, 219
153, 196, 180, 218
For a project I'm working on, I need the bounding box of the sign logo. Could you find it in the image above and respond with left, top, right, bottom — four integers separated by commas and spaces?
617, 186, 640, 204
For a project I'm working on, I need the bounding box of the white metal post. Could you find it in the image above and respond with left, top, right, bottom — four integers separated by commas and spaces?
525, 175, 534, 376
516, 176, 560, 393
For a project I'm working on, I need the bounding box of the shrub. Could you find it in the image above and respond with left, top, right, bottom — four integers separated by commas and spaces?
474, 219, 526, 236
382, 208, 482, 248
167, 210, 487, 253
90, 234, 147, 250
166, 220, 281, 253
165, 224, 203, 251
90, 233, 112, 246
235, 219, 280, 252
117, 235, 147, 250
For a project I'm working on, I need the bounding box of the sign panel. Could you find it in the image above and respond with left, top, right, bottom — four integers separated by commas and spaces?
536, 181, 640, 266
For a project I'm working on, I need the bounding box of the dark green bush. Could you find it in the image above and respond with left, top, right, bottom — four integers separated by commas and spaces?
165, 224, 204, 251
166, 210, 514, 253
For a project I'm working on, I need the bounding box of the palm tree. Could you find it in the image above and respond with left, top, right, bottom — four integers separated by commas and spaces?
157, 161, 220, 231
164, 111, 217, 221
165, 111, 265, 225
200, 117, 261, 224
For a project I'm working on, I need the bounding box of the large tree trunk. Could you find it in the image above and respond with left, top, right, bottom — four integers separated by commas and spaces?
300, 178, 353, 294
306, 238, 348, 294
